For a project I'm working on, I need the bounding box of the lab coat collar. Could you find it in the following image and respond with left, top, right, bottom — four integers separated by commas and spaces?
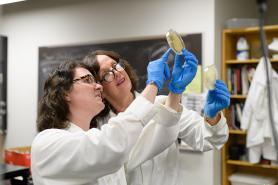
66, 122, 85, 133
255, 57, 277, 85
103, 91, 140, 121
108, 91, 140, 118
134, 91, 140, 98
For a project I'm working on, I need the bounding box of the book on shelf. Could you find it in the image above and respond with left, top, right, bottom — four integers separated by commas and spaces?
241, 65, 249, 95
236, 68, 241, 94
227, 66, 256, 95
247, 66, 256, 84
227, 68, 232, 92
233, 69, 237, 95
228, 103, 244, 130
235, 103, 242, 124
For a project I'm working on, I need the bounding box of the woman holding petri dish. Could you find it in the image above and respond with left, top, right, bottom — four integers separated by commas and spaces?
83, 29, 231, 184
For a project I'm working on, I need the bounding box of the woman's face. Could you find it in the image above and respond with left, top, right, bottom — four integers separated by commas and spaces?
96, 55, 132, 102
66, 67, 104, 116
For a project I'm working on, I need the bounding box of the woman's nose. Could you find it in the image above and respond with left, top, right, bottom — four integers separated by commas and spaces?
113, 69, 121, 79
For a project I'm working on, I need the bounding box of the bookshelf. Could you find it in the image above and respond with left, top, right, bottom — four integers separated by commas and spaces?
221, 25, 278, 185
226, 58, 278, 64
227, 160, 278, 170
229, 130, 246, 135
230, 95, 246, 99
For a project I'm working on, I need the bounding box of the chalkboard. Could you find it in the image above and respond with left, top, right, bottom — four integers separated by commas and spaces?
39, 33, 202, 99
0, 36, 7, 132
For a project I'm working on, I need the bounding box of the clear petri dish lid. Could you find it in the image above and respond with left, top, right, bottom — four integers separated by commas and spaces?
204, 64, 218, 90
166, 29, 185, 54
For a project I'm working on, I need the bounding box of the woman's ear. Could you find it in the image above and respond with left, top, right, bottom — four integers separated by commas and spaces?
64, 92, 71, 102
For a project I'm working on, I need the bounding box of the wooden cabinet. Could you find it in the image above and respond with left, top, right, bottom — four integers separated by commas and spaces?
221, 25, 278, 185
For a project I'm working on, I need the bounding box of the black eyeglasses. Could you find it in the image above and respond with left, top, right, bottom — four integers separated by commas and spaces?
100, 62, 125, 83
73, 74, 96, 84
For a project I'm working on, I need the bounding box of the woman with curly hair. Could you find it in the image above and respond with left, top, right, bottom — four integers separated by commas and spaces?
31, 58, 182, 185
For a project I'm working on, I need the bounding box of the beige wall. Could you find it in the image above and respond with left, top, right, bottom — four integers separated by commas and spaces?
267, 0, 278, 25
214, 0, 258, 75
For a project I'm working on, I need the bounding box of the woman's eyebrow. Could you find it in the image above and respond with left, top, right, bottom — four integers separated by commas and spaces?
100, 62, 117, 74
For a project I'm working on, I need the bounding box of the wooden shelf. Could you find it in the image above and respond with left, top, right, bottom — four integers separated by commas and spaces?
223, 25, 278, 34
221, 25, 278, 185
229, 130, 246, 135
226, 58, 278, 65
227, 160, 278, 170
231, 95, 247, 99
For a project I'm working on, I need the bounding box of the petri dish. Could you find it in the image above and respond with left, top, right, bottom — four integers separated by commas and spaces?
204, 65, 218, 90
166, 29, 185, 54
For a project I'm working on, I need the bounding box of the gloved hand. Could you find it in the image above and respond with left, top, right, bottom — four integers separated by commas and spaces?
168, 48, 198, 94
204, 80, 231, 118
146, 48, 171, 91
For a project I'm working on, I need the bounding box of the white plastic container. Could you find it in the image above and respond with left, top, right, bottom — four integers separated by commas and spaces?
237, 37, 249, 60
229, 173, 277, 185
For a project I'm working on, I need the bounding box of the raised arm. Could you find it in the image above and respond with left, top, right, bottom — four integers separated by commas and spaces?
31, 96, 157, 184
179, 80, 230, 151
166, 48, 230, 151
126, 48, 185, 172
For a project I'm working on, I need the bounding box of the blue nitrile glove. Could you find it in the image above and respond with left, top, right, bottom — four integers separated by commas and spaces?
204, 80, 231, 118
168, 48, 198, 94
146, 48, 172, 91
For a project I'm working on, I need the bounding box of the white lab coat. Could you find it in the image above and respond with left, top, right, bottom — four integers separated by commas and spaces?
100, 93, 229, 185
31, 95, 182, 185
241, 58, 278, 163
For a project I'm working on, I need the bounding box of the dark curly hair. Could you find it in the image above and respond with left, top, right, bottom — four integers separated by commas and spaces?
83, 50, 139, 127
37, 60, 92, 132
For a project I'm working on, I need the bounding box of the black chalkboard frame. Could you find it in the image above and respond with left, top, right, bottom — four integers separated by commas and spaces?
38, 33, 202, 99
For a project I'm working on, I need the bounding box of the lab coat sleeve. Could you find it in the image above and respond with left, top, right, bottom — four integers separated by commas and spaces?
125, 100, 182, 172
178, 107, 229, 151
241, 59, 267, 131
240, 93, 253, 131
31, 95, 157, 183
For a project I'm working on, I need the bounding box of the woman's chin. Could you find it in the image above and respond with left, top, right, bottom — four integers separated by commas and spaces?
94, 102, 105, 115
99, 102, 105, 111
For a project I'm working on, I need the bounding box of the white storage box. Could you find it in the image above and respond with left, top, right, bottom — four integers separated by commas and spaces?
228, 173, 277, 185
226, 18, 259, 29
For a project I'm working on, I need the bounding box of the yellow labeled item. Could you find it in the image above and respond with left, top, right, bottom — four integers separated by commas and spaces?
166, 29, 185, 54
204, 65, 218, 90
